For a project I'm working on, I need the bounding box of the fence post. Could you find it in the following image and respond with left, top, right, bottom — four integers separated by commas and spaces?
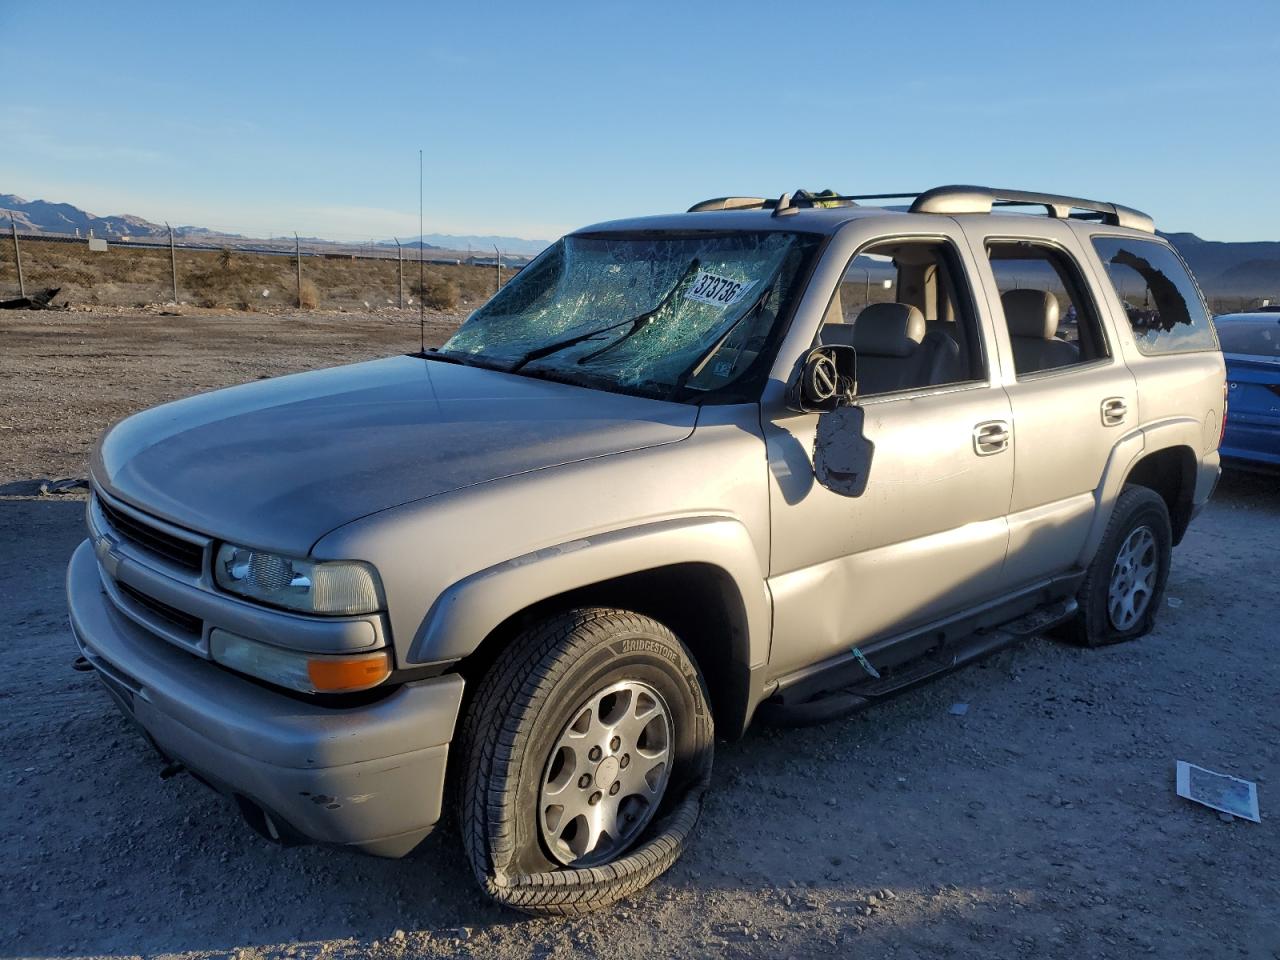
10, 217, 25, 298
395, 238, 404, 309
494, 244, 502, 295
166, 222, 178, 303
295, 232, 302, 308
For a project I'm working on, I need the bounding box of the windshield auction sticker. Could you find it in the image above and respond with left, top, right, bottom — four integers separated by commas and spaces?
684, 270, 755, 308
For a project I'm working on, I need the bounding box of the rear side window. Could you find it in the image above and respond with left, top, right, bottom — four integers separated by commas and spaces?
985, 240, 1110, 377
1091, 237, 1216, 355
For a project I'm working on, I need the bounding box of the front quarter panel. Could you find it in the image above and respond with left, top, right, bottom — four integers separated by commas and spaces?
310, 404, 772, 670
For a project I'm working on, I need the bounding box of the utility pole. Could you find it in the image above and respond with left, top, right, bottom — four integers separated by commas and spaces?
395, 238, 404, 309
295, 232, 302, 308
418, 148, 425, 353
10, 217, 25, 298
494, 244, 502, 295
166, 222, 178, 303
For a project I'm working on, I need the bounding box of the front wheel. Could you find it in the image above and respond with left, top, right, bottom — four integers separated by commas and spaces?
1061, 486, 1172, 646
458, 608, 714, 916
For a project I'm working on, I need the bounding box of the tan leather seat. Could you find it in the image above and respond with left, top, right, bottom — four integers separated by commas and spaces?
1002, 289, 1079, 374
848, 303, 927, 394
822, 302, 965, 393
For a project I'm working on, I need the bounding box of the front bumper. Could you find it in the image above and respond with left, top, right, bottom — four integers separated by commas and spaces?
67, 539, 464, 857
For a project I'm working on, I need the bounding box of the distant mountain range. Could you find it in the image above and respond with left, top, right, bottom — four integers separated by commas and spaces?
0, 193, 208, 240
386, 234, 550, 256
0, 193, 550, 258
2, 192, 1276, 296
1157, 232, 1280, 297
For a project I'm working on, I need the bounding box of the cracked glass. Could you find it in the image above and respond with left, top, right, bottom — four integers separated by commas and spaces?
441, 231, 822, 402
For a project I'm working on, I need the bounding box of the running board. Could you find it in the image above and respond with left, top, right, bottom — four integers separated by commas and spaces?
758, 596, 1077, 727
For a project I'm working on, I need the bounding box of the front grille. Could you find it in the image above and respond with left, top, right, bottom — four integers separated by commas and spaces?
97, 496, 204, 573
117, 582, 204, 636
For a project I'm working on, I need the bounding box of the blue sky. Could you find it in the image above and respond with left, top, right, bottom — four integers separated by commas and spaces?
2, 0, 1278, 242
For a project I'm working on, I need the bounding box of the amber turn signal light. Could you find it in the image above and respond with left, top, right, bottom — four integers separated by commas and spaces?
306, 651, 393, 693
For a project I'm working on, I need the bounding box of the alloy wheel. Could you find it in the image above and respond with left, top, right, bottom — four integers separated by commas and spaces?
538, 679, 673, 867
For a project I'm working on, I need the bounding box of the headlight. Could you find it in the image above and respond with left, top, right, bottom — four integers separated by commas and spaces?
210, 629, 391, 694
214, 543, 383, 615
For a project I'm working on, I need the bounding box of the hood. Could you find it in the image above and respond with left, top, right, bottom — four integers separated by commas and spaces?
94, 355, 698, 556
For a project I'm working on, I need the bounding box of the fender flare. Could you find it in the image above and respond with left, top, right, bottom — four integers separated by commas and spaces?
408, 516, 771, 673
1078, 417, 1200, 566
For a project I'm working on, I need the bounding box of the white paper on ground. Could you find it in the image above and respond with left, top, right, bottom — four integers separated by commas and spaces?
1175, 761, 1260, 823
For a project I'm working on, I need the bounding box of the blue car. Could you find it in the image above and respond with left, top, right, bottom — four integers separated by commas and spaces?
1216, 312, 1280, 470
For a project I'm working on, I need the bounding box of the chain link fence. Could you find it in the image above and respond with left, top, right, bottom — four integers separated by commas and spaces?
0, 225, 518, 313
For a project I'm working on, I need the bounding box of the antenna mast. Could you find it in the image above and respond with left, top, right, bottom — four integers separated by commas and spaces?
418, 148, 425, 354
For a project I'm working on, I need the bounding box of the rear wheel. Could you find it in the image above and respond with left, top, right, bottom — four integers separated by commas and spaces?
1060, 486, 1172, 646
458, 608, 714, 916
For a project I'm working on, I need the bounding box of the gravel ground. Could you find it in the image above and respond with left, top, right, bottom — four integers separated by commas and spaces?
2, 308, 1277, 960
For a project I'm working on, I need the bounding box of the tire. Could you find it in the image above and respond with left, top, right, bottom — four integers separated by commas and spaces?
1060, 486, 1172, 647
458, 607, 714, 916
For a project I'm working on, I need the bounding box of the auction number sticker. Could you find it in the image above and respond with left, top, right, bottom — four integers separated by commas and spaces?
684, 270, 755, 308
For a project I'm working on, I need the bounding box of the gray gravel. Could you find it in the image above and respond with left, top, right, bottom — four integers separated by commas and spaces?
1, 308, 1277, 959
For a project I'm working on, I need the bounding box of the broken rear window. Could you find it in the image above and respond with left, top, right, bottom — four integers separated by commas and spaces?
440, 231, 822, 402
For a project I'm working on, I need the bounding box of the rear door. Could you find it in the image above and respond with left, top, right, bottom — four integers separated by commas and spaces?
960, 218, 1138, 586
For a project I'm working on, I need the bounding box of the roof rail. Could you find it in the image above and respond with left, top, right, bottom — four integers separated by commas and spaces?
688, 185, 1155, 233
688, 190, 864, 214
909, 185, 1155, 233
687, 196, 774, 212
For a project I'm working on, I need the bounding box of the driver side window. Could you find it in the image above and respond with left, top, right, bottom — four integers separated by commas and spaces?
817, 239, 985, 397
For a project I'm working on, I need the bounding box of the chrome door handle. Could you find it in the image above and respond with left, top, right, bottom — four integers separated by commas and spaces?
973, 420, 1010, 455
1101, 397, 1128, 426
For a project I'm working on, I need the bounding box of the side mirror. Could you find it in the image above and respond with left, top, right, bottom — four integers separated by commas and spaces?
787, 345, 856, 413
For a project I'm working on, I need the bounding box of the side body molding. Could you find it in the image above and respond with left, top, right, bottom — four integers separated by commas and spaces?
410, 516, 772, 670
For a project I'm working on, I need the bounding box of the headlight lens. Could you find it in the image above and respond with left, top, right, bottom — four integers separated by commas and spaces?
214, 543, 383, 615
210, 629, 391, 694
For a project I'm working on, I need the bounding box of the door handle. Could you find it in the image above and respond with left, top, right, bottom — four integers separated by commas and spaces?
1101, 397, 1128, 426
973, 420, 1010, 456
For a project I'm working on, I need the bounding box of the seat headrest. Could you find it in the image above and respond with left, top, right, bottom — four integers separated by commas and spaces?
1002, 289, 1060, 339
852, 303, 926, 357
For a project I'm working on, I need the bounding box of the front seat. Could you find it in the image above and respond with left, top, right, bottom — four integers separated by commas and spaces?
847, 302, 928, 395
1002, 289, 1079, 374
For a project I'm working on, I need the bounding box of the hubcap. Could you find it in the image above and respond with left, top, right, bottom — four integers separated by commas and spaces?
1108, 525, 1158, 631
538, 680, 673, 867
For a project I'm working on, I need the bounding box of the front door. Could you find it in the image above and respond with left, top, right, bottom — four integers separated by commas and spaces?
763, 228, 1015, 680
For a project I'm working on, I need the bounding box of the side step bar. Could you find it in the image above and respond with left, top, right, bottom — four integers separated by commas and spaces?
758, 596, 1077, 727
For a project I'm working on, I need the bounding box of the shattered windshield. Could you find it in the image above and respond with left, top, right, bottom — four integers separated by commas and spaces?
440, 231, 821, 402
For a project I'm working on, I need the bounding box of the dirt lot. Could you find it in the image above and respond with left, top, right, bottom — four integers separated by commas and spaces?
2, 308, 1277, 960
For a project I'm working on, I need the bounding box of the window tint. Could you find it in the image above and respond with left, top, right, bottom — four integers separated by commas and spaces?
816, 239, 983, 397
1091, 237, 1216, 355
985, 241, 1108, 377
1216, 318, 1280, 357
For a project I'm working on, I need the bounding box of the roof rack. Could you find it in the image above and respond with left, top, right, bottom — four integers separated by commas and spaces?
687, 191, 894, 214
687, 185, 1155, 233
909, 185, 1154, 233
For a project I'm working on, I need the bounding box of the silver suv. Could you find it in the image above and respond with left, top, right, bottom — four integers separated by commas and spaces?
67, 185, 1225, 915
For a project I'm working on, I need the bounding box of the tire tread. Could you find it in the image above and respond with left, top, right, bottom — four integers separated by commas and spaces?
458, 608, 710, 916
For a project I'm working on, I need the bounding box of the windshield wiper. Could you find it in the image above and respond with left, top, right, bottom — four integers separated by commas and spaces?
506, 258, 700, 373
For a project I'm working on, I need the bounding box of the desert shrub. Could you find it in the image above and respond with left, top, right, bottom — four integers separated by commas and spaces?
298, 277, 319, 309
420, 275, 459, 310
